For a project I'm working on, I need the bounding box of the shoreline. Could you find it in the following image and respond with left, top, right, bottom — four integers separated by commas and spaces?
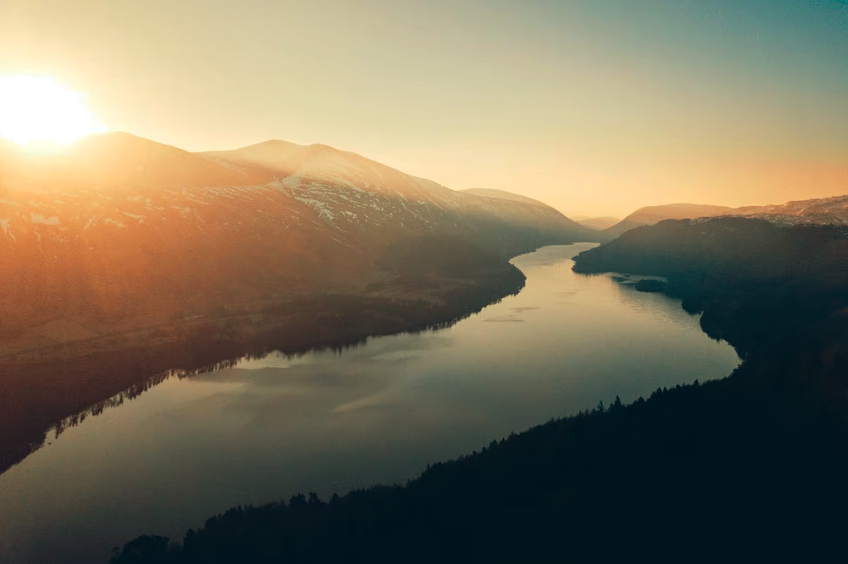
0, 260, 527, 476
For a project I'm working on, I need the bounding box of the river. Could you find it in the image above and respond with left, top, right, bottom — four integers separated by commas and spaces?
0, 244, 741, 563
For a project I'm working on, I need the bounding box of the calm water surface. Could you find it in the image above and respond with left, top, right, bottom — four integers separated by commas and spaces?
0, 244, 740, 563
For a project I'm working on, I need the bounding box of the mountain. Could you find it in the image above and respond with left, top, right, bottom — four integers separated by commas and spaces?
605, 204, 733, 237
461, 188, 548, 208
732, 194, 848, 227
0, 134, 599, 344
575, 216, 848, 348
460, 187, 599, 238
605, 195, 848, 238
0, 133, 601, 473
1, 132, 272, 191
0, 134, 358, 343
573, 216, 620, 231
204, 144, 600, 255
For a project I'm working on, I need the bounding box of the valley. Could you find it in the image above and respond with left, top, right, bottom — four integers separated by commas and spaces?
0, 133, 599, 477
101, 217, 848, 564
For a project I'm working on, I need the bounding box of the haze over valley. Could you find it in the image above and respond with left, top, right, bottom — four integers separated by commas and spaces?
1, 1, 847, 562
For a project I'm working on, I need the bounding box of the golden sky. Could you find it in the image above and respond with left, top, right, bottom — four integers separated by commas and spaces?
1, 0, 846, 217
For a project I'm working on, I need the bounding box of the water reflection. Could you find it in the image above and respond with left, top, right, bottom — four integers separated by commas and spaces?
0, 244, 741, 564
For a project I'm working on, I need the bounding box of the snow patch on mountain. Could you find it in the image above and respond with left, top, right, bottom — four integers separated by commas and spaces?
0, 218, 13, 241
293, 197, 336, 223
30, 214, 60, 225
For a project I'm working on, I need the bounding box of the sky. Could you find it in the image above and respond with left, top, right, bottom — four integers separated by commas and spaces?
1, 0, 846, 217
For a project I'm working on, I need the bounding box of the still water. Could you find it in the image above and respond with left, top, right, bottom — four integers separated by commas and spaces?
0, 244, 740, 563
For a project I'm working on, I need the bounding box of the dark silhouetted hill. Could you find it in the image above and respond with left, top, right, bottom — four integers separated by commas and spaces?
109, 349, 848, 563
575, 217, 848, 357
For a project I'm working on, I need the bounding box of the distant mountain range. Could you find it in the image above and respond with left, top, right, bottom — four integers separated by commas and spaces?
605, 196, 848, 237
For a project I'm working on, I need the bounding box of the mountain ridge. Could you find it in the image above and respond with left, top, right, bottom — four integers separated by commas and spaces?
0, 132, 600, 476
573, 216, 620, 231
0, 132, 601, 353
606, 196, 848, 237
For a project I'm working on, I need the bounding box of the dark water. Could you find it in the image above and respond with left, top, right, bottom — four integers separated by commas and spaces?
0, 244, 740, 563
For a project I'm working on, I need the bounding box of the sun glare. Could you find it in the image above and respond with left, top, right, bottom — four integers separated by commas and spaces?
0, 76, 106, 146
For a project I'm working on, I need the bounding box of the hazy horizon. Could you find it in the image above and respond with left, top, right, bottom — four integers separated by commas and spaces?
2, 0, 847, 216
3, 4, 848, 561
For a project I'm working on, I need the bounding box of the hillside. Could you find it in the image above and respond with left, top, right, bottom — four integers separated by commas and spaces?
574, 217, 848, 356
606, 195, 848, 238
205, 146, 600, 255
573, 216, 620, 230
1, 135, 600, 345
604, 203, 733, 237
460, 188, 548, 208
0, 133, 600, 476
734, 194, 848, 226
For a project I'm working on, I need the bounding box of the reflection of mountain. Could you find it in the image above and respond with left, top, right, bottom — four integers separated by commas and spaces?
606, 195, 848, 237
0, 133, 599, 476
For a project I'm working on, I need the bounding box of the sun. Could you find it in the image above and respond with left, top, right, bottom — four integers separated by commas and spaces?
0, 76, 106, 145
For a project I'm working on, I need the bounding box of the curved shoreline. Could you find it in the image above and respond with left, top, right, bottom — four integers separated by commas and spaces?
0, 260, 527, 476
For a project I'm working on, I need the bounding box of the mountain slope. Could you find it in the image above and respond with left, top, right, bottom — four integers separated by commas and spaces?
574, 216, 620, 231
605, 204, 733, 237
0, 133, 600, 475
1, 135, 601, 344
461, 188, 548, 208
1, 132, 271, 192
204, 141, 601, 256
733, 194, 848, 226
606, 195, 848, 238
0, 134, 362, 342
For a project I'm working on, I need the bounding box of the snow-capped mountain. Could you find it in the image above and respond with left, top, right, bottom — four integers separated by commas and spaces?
0, 133, 601, 473
0, 133, 595, 348
203, 141, 596, 254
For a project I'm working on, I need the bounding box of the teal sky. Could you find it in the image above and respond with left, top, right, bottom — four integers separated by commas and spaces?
1, 0, 846, 216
